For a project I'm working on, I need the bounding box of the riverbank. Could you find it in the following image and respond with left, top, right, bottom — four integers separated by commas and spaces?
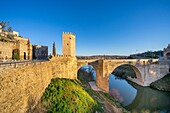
82, 82, 129, 113
150, 73, 170, 91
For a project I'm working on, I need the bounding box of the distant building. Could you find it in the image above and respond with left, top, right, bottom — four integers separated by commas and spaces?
164, 44, 170, 60
0, 35, 32, 61
33, 45, 48, 60
12, 31, 19, 37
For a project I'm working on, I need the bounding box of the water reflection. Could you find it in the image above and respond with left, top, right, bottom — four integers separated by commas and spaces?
109, 74, 170, 113
109, 74, 137, 106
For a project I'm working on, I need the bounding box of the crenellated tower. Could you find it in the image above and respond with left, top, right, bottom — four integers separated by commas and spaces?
62, 32, 76, 57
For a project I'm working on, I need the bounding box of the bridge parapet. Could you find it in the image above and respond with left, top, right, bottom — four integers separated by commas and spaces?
0, 61, 48, 70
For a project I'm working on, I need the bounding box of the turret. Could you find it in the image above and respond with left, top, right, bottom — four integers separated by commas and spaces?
62, 32, 76, 57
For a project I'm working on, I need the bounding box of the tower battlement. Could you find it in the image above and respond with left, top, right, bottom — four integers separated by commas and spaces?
62, 32, 75, 35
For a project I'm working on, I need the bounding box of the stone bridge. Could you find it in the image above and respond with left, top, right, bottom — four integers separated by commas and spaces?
77, 59, 169, 92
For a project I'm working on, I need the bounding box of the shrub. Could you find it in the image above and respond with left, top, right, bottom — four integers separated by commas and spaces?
41, 78, 96, 113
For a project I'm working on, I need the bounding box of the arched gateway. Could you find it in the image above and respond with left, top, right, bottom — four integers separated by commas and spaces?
77, 59, 169, 92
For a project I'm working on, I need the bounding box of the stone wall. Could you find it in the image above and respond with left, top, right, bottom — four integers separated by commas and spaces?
0, 41, 15, 60
0, 56, 77, 113
51, 56, 77, 79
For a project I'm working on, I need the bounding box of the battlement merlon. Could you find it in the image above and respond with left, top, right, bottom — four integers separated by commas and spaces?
62, 32, 76, 37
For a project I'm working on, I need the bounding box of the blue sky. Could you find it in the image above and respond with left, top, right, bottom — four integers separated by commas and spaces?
0, 0, 170, 55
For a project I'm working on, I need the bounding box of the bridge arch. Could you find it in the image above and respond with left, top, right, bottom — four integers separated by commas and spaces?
110, 63, 142, 78
108, 63, 144, 86
77, 64, 97, 82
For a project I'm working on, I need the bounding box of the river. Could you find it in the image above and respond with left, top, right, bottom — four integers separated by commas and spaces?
109, 74, 170, 113
78, 65, 170, 113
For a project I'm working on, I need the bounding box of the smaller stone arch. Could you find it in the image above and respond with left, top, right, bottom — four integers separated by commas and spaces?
77, 60, 98, 74
77, 64, 97, 82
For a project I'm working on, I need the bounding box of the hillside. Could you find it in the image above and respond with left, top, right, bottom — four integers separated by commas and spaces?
35, 78, 97, 113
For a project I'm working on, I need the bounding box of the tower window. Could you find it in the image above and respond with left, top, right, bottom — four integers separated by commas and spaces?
67, 43, 69, 46
70, 37, 71, 39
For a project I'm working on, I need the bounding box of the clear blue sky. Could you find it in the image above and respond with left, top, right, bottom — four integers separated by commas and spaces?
0, 0, 170, 56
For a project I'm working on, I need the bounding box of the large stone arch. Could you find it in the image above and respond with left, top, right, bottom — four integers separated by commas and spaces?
108, 63, 143, 84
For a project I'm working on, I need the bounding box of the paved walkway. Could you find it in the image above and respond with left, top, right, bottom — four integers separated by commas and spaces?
88, 81, 101, 91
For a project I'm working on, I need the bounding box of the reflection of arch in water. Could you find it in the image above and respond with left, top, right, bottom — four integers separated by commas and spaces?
77, 65, 96, 81
125, 82, 170, 112
125, 82, 144, 110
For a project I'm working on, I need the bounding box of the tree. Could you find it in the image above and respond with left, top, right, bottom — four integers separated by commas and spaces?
7, 27, 12, 32
52, 42, 56, 56
0, 21, 7, 31
12, 49, 20, 60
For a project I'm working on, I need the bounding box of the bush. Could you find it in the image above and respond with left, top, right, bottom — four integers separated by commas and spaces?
41, 78, 96, 113
12, 49, 20, 60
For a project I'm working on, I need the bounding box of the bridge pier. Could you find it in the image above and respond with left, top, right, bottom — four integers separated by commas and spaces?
96, 60, 109, 92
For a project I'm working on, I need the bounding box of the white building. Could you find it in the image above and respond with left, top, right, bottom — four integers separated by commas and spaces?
12, 31, 19, 37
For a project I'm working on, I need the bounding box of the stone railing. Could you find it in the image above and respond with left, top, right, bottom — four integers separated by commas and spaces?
0, 60, 48, 70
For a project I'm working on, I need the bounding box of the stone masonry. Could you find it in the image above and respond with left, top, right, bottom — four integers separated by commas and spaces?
0, 56, 77, 113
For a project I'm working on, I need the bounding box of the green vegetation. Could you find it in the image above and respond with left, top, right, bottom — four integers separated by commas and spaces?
41, 78, 96, 113
0, 38, 9, 42
130, 50, 163, 59
0, 21, 13, 32
84, 88, 104, 112
52, 42, 56, 56
150, 73, 170, 91
12, 49, 20, 60
0, 21, 15, 42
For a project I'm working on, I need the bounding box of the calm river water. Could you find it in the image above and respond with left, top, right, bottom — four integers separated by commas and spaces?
109, 74, 170, 113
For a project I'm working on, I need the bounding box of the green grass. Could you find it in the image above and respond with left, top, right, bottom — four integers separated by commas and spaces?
41, 78, 97, 113
84, 88, 104, 112
150, 73, 170, 91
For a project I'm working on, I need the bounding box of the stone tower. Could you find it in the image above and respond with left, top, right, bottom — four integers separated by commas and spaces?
62, 32, 76, 57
